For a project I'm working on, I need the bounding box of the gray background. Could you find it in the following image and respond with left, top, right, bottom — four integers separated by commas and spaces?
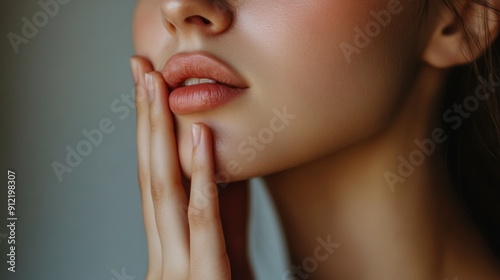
0, 0, 148, 279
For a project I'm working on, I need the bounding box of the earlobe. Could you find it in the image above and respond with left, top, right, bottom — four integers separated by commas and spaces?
422, 0, 500, 69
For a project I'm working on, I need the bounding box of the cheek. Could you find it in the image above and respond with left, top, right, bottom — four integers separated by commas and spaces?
214, 0, 418, 176
236, 0, 408, 116
133, 0, 421, 181
132, 0, 171, 67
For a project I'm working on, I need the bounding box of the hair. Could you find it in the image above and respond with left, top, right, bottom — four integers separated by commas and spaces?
430, 0, 500, 258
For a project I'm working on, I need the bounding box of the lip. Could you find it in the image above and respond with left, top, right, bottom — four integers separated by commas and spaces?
162, 52, 249, 115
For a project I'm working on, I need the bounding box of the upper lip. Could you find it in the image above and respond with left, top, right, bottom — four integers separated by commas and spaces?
162, 52, 249, 91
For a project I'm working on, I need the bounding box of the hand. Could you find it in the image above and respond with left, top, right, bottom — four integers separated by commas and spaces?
130, 56, 253, 280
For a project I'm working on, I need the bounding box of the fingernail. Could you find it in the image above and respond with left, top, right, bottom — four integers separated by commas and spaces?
145, 73, 154, 102
192, 124, 201, 148
130, 57, 139, 84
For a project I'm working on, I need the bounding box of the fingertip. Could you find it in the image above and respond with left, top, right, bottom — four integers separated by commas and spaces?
196, 124, 214, 153
131, 55, 155, 85
132, 56, 155, 106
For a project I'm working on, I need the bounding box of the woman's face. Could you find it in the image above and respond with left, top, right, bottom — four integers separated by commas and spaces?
133, 0, 428, 182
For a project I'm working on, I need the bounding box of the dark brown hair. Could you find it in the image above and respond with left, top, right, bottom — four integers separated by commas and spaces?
435, 0, 500, 258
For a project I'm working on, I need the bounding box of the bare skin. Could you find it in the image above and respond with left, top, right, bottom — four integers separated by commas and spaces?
264, 65, 500, 280
131, 0, 500, 279
131, 60, 252, 279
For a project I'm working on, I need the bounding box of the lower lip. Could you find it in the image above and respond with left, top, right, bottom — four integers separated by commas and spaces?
168, 83, 246, 115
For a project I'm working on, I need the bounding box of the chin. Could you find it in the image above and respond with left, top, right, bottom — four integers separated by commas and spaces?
176, 134, 292, 184
176, 132, 250, 183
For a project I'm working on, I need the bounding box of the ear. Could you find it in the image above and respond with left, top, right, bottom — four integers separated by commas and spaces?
423, 0, 500, 68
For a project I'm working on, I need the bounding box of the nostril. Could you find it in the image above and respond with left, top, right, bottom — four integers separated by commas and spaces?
201, 17, 211, 25
186, 15, 212, 26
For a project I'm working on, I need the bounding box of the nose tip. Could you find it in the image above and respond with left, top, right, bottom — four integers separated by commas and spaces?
161, 0, 233, 37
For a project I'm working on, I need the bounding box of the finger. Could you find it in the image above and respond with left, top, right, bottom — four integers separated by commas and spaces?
189, 124, 231, 279
131, 56, 162, 278
147, 71, 190, 278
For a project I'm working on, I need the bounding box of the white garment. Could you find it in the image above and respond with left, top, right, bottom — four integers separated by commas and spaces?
248, 177, 291, 280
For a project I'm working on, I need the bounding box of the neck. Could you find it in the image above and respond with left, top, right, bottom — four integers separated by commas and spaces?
262, 64, 500, 280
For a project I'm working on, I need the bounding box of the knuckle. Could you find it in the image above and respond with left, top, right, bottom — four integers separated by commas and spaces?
187, 205, 212, 228
149, 111, 164, 133
190, 160, 207, 174
150, 177, 168, 203
161, 257, 189, 280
